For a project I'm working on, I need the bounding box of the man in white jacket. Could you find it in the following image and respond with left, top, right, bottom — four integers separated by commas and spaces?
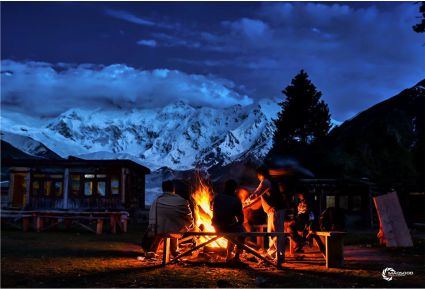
142, 180, 194, 257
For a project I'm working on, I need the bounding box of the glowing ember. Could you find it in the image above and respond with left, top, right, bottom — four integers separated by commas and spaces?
191, 175, 227, 248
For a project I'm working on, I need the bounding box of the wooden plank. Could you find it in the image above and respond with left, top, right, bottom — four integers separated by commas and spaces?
315, 231, 346, 237
164, 232, 286, 237
373, 191, 413, 247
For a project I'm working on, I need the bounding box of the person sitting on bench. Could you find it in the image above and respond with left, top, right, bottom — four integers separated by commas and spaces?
142, 180, 194, 257
212, 179, 245, 263
289, 191, 313, 252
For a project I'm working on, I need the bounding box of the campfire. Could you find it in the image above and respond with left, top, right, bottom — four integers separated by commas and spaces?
191, 175, 227, 248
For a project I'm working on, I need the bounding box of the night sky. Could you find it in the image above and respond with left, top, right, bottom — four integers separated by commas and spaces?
1, 1, 424, 121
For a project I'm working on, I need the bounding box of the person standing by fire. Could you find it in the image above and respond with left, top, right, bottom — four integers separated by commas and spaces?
244, 166, 285, 261
211, 179, 245, 263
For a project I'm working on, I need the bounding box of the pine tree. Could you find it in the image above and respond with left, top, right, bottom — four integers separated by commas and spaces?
271, 70, 331, 155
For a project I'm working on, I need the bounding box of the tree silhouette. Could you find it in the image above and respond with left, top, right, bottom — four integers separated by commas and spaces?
413, 1, 425, 33
270, 70, 331, 156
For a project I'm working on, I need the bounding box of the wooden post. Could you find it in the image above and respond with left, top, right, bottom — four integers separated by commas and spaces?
96, 219, 104, 235
36, 216, 43, 232
120, 168, 126, 205
110, 215, 117, 234
162, 237, 171, 266
325, 235, 344, 268
63, 168, 70, 209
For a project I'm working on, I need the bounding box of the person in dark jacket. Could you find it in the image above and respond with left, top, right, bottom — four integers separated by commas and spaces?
212, 179, 245, 262
289, 191, 312, 252
244, 166, 285, 261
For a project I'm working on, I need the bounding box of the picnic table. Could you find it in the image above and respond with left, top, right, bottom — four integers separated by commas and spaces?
1, 210, 129, 234
162, 231, 286, 269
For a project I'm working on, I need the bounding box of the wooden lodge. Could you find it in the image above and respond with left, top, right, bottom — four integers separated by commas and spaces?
1, 158, 150, 211
299, 178, 375, 228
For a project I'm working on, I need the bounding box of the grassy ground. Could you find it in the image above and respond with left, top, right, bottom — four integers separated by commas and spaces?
1, 224, 424, 288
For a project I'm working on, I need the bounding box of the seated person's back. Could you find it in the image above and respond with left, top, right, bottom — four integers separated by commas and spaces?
212, 180, 244, 232
150, 181, 194, 234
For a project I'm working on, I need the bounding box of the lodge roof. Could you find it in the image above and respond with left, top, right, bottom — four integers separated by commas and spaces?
1, 157, 150, 174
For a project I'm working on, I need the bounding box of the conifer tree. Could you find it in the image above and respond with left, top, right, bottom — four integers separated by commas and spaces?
271, 70, 331, 155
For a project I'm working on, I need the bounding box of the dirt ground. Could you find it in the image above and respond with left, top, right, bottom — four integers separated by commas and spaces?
1, 225, 424, 288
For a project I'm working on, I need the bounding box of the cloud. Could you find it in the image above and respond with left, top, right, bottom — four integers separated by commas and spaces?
137, 39, 157, 47
149, 32, 201, 49
171, 2, 425, 120
104, 9, 156, 27
0, 60, 253, 117
222, 18, 269, 40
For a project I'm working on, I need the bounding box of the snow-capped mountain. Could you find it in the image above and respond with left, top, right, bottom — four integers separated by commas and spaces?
1, 99, 282, 170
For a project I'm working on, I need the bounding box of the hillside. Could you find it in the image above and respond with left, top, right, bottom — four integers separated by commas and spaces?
324, 80, 424, 189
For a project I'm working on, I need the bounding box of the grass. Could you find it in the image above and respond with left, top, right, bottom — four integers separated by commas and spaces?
1, 224, 424, 288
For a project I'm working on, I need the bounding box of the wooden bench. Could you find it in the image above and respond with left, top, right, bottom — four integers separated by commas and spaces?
253, 225, 345, 268
162, 231, 286, 269
1, 211, 32, 232
34, 211, 129, 234
309, 231, 345, 268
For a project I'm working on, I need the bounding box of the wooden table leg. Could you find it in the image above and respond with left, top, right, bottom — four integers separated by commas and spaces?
110, 215, 117, 234
22, 217, 29, 232
325, 235, 344, 268
162, 237, 170, 266
121, 217, 128, 233
96, 219, 104, 235
36, 216, 44, 233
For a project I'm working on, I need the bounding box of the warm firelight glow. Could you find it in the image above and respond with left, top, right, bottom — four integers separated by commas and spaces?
192, 175, 227, 248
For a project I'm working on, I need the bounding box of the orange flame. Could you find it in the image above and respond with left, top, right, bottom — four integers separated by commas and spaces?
191, 175, 227, 248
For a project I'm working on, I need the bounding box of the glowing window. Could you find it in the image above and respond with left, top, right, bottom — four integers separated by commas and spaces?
32, 180, 41, 196
97, 181, 106, 197
71, 175, 80, 197
44, 181, 52, 197
326, 196, 335, 208
84, 181, 93, 196
111, 177, 120, 195
54, 181, 63, 197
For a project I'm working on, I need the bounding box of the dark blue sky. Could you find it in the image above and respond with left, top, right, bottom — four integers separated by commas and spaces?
1, 1, 424, 120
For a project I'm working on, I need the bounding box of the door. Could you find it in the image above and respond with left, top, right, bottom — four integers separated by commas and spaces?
12, 174, 26, 208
